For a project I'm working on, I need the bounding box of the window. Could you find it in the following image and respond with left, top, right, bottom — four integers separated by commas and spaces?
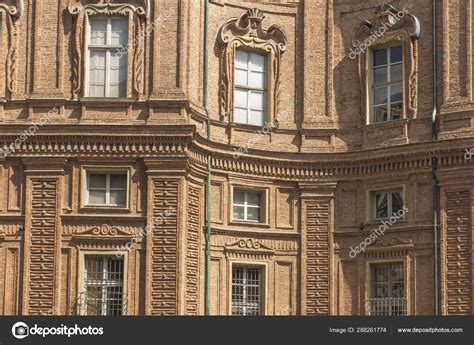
371, 190, 403, 220
88, 17, 128, 97
86, 172, 128, 207
372, 45, 403, 123
232, 266, 262, 316
233, 189, 264, 222
368, 262, 406, 316
80, 256, 125, 316
234, 50, 266, 126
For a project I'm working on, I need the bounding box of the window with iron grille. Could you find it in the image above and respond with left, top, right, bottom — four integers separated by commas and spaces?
81, 255, 125, 316
369, 262, 406, 316
88, 17, 128, 97
232, 266, 262, 316
372, 45, 403, 123
234, 50, 266, 126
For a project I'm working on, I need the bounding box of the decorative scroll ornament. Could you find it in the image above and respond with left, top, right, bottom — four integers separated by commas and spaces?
0, 0, 24, 94
351, 3, 421, 116
74, 224, 133, 238
68, 1, 148, 98
217, 8, 288, 122
226, 238, 273, 251
368, 237, 413, 248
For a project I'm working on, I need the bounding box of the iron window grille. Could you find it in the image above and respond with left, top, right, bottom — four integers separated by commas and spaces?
78, 255, 126, 316
368, 262, 406, 316
232, 266, 262, 316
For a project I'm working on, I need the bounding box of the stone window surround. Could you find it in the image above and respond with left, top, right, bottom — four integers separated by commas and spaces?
217, 8, 288, 127
352, 2, 421, 125
80, 165, 133, 212
229, 184, 269, 226
77, 250, 129, 316
68, 1, 148, 100
227, 260, 268, 316
365, 184, 406, 223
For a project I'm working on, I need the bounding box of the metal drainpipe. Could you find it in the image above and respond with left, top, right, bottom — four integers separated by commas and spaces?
431, 0, 440, 316
203, 0, 212, 316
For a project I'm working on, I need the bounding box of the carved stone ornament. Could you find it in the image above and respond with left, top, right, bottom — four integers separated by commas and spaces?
217, 8, 288, 123
225, 238, 273, 253
68, 0, 149, 98
72, 224, 134, 240
0, 0, 24, 95
367, 237, 413, 249
351, 3, 421, 118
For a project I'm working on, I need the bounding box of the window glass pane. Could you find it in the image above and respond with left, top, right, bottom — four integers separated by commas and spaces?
375, 192, 388, 218
390, 84, 403, 103
390, 63, 402, 82
235, 50, 248, 69
235, 68, 248, 86
234, 108, 247, 124
233, 190, 245, 204
109, 54, 127, 97
390, 45, 403, 63
250, 91, 264, 110
89, 190, 106, 204
234, 89, 248, 108
374, 105, 388, 122
110, 190, 126, 206
374, 67, 387, 84
233, 205, 245, 220
391, 102, 403, 120
89, 50, 106, 97
250, 53, 265, 72
373, 48, 387, 66
374, 87, 387, 105
246, 192, 261, 207
249, 110, 263, 126
110, 174, 127, 189
89, 174, 106, 189
111, 18, 128, 46
247, 207, 261, 221
391, 191, 403, 215
90, 19, 107, 45
250, 71, 265, 89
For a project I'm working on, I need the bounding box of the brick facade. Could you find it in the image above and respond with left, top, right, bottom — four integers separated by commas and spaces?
0, 0, 472, 315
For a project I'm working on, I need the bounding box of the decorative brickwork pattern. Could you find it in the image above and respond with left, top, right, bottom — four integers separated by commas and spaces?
305, 201, 330, 315
445, 190, 471, 315
150, 180, 179, 315
28, 179, 58, 315
186, 185, 201, 315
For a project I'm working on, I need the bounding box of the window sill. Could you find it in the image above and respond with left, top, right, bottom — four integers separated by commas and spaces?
79, 206, 132, 214
230, 122, 270, 132
366, 118, 407, 127
80, 97, 135, 105
229, 220, 270, 228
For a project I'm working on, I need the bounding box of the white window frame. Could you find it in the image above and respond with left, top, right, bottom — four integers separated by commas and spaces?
86, 16, 128, 98
78, 252, 128, 316
86, 170, 129, 208
234, 50, 266, 126
232, 189, 265, 223
370, 189, 404, 221
370, 44, 403, 123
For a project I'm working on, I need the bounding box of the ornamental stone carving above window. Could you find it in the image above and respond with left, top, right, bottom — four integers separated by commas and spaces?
68, 1, 150, 99
351, 3, 421, 123
217, 8, 288, 125
0, 0, 24, 96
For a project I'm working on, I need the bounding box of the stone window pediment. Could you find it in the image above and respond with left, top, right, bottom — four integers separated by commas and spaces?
218, 8, 288, 124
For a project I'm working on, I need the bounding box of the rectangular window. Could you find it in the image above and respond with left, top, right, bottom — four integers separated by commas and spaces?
369, 262, 406, 316
87, 172, 128, 207
88, 17, 128, 97
232, 266, 262, 316
372, 45, 403, 123
371, 190, 403, 220
234, 50, 266, 126
233, 189, 263, 222
80, 256, 125, 316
